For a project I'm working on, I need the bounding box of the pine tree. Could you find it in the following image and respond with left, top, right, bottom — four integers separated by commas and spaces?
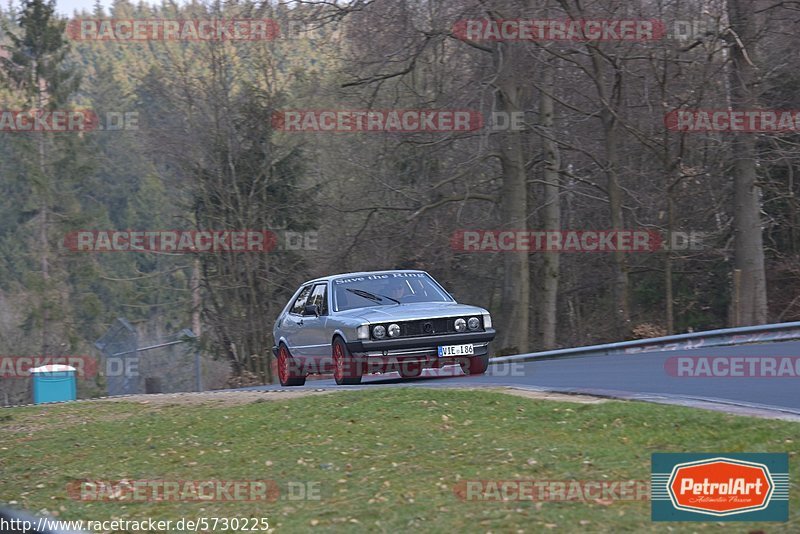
0, 0, 82, 355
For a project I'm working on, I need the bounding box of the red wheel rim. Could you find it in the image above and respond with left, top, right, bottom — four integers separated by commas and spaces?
278, 346, 289, 383
333, 343, 344, 380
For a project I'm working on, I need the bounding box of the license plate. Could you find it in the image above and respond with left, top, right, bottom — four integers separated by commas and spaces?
437, 344, 474, 357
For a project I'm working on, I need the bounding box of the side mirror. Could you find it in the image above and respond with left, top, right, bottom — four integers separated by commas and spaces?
303, 304, 320, 317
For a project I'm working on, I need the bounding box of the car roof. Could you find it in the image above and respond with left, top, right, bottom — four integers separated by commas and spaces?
300, 269, 429, 286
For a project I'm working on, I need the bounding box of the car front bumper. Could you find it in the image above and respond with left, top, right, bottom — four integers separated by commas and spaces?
345, 328, 496, 354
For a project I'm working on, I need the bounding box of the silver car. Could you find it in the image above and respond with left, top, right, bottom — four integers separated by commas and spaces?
272, 270, 496, 386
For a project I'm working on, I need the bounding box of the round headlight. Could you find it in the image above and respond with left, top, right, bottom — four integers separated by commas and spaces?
468, 317, 480, 330
454, 318, 467, 332
388, 323, 400, 338
373, 325, 386, 339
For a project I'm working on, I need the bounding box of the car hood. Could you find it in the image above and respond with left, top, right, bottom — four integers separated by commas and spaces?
336, 302, 487, 323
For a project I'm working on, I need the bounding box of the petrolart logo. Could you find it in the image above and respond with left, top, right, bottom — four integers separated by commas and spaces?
652, 453, 789, 521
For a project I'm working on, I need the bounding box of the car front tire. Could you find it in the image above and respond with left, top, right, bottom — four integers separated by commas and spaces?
460, 353, 489, 375
277, 344, 306, 387
333, 337, 363, 385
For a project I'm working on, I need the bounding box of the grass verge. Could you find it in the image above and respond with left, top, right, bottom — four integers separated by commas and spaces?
1, 388, 798, 532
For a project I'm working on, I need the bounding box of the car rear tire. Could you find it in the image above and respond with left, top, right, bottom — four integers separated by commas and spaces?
399, 361, 423, 379
333, 337, 363, 385
277, 344, 306, 387
460, 353, 489, 375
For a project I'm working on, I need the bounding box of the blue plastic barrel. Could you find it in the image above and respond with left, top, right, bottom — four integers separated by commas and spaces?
30, 364, 77, 404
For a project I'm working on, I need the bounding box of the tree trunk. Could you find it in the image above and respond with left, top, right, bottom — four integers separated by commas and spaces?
602, 107, 630, 338
539, 64, 560, 349
586, 42, 631, 339
727, 0, 767, 325
191, 259, 202, 336
494, 45, 530, 353
665, 194, 675, 334
36, 62, 50, 356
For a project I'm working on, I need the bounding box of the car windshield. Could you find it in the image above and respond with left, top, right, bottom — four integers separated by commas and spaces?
333, 272, 451, 311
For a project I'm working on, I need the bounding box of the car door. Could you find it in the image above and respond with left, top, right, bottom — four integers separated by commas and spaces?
283, 284, 313, 354
295, 283, 330, 365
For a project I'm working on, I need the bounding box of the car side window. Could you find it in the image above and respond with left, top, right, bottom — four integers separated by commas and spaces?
290, 285, 313, 315
307, 283, 328, 315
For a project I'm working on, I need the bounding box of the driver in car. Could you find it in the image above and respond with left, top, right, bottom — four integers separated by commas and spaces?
387, 282, 409, 301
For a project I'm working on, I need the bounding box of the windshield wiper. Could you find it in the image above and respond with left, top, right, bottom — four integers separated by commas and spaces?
346, 288, 401, 305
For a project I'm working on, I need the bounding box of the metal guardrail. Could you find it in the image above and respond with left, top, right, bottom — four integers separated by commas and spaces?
491, 321, 800, 364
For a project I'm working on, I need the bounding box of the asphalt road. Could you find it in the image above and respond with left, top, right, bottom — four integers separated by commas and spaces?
244, 340, 800, 416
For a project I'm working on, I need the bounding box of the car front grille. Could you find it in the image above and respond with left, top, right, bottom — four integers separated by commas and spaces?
401, 318, 456, 337
369, 316, 485, 340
